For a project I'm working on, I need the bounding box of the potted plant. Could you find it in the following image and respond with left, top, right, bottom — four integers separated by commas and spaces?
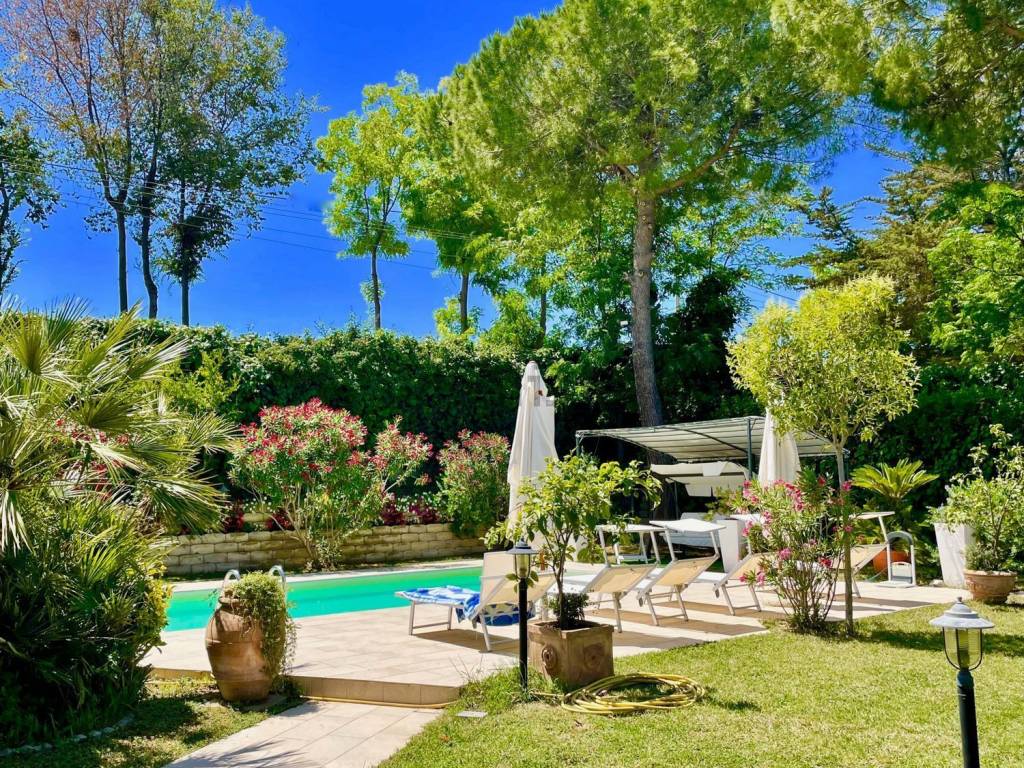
851, 459, 938, 576
206, 572, 296, 702
511, 452, 660, 689
935, 425, 1024, 604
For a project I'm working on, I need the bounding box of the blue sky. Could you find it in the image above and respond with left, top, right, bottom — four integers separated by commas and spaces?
12, 1, 898, 337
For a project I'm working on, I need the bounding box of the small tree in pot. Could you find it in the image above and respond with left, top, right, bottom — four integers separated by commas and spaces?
511, 452, 660, 688
936, 425, 1024, 604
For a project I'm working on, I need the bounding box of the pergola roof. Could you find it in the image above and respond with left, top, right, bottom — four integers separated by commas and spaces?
575, 416, 837, 467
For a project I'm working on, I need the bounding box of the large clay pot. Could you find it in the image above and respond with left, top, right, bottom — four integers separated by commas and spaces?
205, 596, 272, 702
964, 570, 1017, 605
528, 620, 613, 689
872, 548, 910, 578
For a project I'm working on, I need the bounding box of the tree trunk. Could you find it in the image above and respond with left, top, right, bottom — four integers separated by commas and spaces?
836, 445, 854, 635
628, 196, 664, 426
115, 206, 129, 313
539, 253, 548, 343
181, 277, 190, 326
371, 248, 381, 330
459, 271, 470, 333
139, 210, 159, 319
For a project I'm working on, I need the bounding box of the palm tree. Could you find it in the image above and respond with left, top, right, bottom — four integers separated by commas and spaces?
0, 301, 234, 550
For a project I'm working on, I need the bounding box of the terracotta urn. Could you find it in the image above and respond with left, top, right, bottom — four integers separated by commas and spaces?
205, 596, 272, 702
963, 570, 1017, 605
528, 621, 613, 689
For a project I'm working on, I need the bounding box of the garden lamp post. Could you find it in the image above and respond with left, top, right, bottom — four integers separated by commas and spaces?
930, 598, 994, 768
507, 540, 538, 691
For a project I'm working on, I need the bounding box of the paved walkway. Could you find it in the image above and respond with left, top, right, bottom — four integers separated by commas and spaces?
167, 701, 440, 768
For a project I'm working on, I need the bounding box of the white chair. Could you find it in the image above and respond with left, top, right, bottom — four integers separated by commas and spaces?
632, 555, 718, 625
694, 552, 771, 615
562, 563, 655, 632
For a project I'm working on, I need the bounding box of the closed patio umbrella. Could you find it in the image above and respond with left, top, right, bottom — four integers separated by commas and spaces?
506, 361, 557, 536
758, 410, 800, 487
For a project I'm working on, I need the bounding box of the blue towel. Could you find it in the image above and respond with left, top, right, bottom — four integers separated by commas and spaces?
397, 585, 531, 627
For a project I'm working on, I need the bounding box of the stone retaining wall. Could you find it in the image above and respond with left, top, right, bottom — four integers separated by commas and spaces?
162, 523, 485, 576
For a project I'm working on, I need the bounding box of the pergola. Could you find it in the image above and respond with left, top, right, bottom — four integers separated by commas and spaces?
575, 415, 839, 476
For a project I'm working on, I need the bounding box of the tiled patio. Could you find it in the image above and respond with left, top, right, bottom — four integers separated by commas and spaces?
148, 564, 966, 706
166, 700, 440, 768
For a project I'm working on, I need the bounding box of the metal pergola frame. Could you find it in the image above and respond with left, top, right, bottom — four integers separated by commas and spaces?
575, 415, 840, 476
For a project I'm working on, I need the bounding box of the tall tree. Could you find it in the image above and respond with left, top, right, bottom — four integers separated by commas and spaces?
155, 2, 314, 326
2, 0, 149, 312
446, 0, 858, 426
0, 108, 57, 294
405, 91, 505, 333
728, 275, 920, 633
318, 74, 420, 330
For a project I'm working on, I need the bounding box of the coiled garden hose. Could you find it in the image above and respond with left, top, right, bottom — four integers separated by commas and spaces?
560, 673, 706, 715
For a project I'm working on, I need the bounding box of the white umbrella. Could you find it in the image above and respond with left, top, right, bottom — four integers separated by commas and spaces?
506, 361, 557, 536
758, 410, 800, 487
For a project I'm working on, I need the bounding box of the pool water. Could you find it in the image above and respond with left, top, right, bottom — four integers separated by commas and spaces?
165, 565, 482, 632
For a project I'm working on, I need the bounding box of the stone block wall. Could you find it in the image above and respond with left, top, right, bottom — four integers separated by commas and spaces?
162, 523, 485, 576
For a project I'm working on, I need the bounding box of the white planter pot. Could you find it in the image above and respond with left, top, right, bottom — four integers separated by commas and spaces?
934, 522, 973, 589
715, 517, 746, 572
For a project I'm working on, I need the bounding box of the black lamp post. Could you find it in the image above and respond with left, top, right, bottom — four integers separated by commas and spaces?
930, 598, 994, 768
507, 540, 538, 691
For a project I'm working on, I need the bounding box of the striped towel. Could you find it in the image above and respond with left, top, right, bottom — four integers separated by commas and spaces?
396, 586, 529, 627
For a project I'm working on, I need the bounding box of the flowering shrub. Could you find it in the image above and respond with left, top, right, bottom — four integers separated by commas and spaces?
230, 400, 433, 566
437, 430, 510, 535
378, 494, 444, 526
728, 472, 853, 633
222, 502, 250, 533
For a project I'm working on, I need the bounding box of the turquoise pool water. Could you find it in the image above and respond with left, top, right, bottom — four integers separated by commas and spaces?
165, 566, 482, 632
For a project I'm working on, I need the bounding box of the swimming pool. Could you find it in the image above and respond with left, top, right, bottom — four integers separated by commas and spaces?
165, 565, 482, 632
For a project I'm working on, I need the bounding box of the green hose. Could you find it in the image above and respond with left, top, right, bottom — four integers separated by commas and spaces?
560, 673, 706, 715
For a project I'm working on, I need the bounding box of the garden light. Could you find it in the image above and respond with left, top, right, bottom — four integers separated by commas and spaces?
930, 598, 994, 768
506, 540, 539, 691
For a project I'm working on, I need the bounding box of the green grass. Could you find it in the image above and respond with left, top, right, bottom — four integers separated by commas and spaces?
6, 678, 297, 768
384, 604, 1024, 768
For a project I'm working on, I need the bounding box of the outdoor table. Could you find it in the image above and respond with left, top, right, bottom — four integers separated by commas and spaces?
651, 518, 726, 561
595, 523, 664, 565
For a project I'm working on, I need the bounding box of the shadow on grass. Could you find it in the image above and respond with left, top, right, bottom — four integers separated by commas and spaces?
857, 624, 1024, 660
705, 690, 761, 713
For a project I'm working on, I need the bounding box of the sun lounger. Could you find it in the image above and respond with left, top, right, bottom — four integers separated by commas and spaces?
561, 563, 655, 632
397, 569, 555, 652
837, 542, 889, 597
632, 555, 718, 625
693, 552, 771, 615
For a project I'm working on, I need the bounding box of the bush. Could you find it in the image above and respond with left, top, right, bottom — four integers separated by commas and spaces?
437, 430, 510, 535
935, 425, 1024, 572
230, 400, 433, 566
728, 473, 851, 634
0, 306, 229, 746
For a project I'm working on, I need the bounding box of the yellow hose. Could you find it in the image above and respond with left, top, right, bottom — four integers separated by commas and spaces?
560, 673, 705, 715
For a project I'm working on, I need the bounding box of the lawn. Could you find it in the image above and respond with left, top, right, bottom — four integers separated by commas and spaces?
6, 678, 297, 768
384, 603, 1024, 768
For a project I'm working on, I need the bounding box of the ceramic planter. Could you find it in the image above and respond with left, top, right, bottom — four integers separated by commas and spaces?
205, 596, 272, 702
528, 620, 613, 689
963, 570, 1017, 604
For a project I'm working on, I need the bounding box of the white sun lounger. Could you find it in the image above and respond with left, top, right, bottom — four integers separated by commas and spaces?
694, 552, 771, 615
562, 563, 656, 632
837, 542, 889, 597
632, 555, 719, 625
